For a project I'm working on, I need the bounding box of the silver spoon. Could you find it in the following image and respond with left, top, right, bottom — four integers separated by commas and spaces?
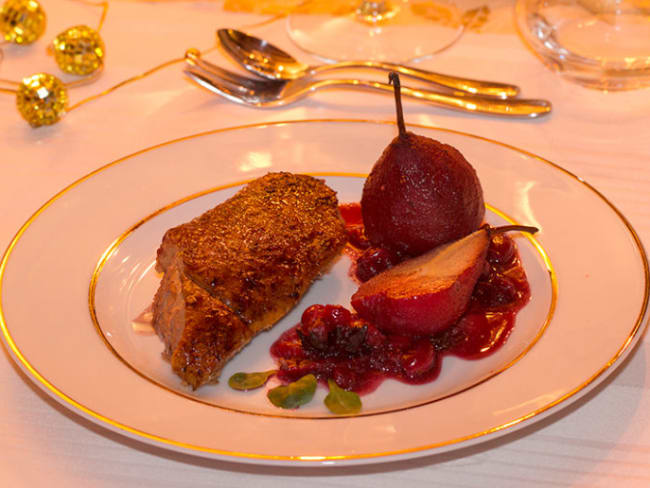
184, 50, 551, 118
217, 28, 520, 100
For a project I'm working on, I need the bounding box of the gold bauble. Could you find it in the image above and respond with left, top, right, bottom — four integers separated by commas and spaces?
52, 25, 105, 76
0, 0, 46, 44
16, 73, 68, 127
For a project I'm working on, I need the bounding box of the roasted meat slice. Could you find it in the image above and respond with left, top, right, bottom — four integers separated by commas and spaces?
152, 172, 347, 389
152, 258, 252, 388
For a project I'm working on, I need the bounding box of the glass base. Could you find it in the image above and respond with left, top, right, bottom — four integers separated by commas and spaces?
287, 1, 464, 63
516, 0, 650, 91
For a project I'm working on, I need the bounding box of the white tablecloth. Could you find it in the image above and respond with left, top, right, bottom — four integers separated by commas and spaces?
2, 1, 649, 486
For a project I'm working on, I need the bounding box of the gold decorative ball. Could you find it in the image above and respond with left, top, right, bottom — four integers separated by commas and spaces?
0, 0, 46, 44
52, 25, 105, 76
16, 73, 68, 127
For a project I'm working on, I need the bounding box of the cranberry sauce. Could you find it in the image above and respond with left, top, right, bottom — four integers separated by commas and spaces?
339, 203, 402, 282
270, 203, 531, 395
270, 305, 442, 395
338, 203, 369, 252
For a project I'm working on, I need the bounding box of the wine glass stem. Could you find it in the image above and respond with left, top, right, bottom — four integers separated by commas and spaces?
356, 1, 396, 23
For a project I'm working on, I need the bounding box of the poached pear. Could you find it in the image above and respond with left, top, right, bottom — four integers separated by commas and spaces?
350, 225, 537, 336
362, 73, 485, 256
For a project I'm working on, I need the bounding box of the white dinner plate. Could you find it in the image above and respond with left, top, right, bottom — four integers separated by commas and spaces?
1, 120, 647, 465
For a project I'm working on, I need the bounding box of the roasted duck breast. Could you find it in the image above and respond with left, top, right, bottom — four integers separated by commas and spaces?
152, 172, 347, 389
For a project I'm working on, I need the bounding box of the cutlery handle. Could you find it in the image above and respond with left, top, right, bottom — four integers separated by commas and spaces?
313, 79, 551, 118
312, 62, 520, 99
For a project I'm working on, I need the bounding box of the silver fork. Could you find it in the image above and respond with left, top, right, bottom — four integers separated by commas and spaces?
184, 50, 552, 118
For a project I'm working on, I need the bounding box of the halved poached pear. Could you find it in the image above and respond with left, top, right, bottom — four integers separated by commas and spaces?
350, 225, 537, 336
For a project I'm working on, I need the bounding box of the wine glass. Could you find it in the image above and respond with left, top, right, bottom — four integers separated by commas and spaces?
515, 0, 650, 90
287, 0, 465, 62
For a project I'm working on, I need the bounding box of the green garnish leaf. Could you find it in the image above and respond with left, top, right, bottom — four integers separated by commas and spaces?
228, 370, 277, 391
267, 374, 317, 409
324, 379, 362, 415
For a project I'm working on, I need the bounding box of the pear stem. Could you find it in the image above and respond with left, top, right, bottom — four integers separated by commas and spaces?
488, 224, 539, 235
389, 72, 406, 137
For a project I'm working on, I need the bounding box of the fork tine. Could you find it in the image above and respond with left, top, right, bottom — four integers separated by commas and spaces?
185, 66, 255, 106
184, 49, 269, 92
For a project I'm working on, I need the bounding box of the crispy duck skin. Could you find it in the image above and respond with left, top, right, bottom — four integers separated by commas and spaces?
152, 172, 347, 389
